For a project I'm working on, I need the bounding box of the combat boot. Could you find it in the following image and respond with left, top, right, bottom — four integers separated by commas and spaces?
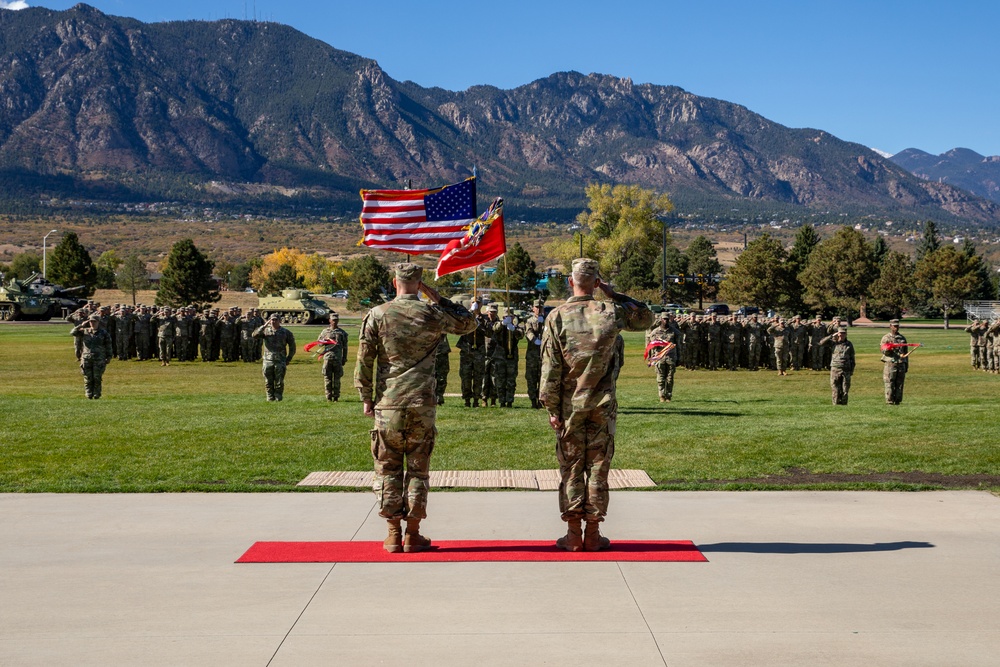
465, 398, 471, 407
403, 519, 431, 553
583, 521, 611, 552
556, 519, 583, 552
384, 519, 402, 553
472, 399, 479, 408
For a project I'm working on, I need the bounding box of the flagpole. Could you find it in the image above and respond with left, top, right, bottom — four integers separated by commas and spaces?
504, 254, 512, 358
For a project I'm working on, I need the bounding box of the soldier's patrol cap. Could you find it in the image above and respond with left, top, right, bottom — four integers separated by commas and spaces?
329, 312, 339, 319
487, 303, 499, 312
88, 313, 101, 321
660, 311, 670, 320
269, 313, 281, 322
394, 262, 423, 281
571, 258, 600, 278
889, 318, 900, 326
533, 298, 545, 308
837, 326, 848, 334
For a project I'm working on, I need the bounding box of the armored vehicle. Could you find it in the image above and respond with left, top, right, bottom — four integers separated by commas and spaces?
0, 273, 86, 321
258, 288, 330, 324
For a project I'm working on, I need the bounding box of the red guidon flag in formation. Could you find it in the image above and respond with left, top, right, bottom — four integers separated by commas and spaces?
435, 197, 506, 279
358, 177, 477, 254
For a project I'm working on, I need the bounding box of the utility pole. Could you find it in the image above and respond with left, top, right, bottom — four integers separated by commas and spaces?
43, 229, 58, 279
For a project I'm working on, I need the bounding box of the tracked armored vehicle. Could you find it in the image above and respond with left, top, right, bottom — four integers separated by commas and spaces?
258, 288, 330, 324
0, 273, 86, 321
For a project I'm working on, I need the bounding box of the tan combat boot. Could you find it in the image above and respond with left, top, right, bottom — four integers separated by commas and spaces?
555, 519, 583, 552
583, 521, 611, 552
383, 519, 402, 554
403, 518, 432, 553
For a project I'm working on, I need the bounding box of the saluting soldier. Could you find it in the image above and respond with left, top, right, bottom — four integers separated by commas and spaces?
70, 313, 114, 399
434, 335, 451, 406
155, 307, 177, 366
646, 311, 679, 401
540, 259, 653, 552
808, 315, 826, 370
490, 306, 524, 408
354, 263, 477, 554
253, 314, 296, 401
767, 318, 791, 376
818, 326, 856, 405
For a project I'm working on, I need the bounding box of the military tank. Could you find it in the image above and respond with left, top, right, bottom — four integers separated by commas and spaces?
257, 288, 330, 324
0, 273, 87, 321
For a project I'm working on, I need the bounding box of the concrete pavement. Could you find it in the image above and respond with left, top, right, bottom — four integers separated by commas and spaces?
2, 490, 999, 666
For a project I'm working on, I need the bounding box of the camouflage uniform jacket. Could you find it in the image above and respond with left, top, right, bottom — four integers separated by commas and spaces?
70, 324, 113, 362
767, 323, 790, 347
456, 316, 490, 353
155, 315, 177, 339
540, 293, 653, 417
354, 294, 477, 409
252, 325, 296, 363
646, 323, 679, 362
880, 331, 909, 371
490, 317, 525, 359
819, 335, 856, 372
318, 326, 349, 365
525, 314, 545, 356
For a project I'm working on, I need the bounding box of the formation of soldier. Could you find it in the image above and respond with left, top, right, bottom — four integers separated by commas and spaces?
659, 312, 846, 375
453, 298, 547, 409
67, 301, 267, 365
964, 318, 1000, 373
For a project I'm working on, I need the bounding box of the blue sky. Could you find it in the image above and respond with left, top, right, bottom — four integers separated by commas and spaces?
7, 0, 1000, 157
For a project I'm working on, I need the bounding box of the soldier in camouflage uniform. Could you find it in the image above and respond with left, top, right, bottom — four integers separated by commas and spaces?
743, 313, 764, 370
540, 258, 653, 552
354, 263, 477, 554
880, 319, 909, 404
790, 315, 808, 371
704, 314, 722, 370
808, 315, 826, 370
217, 308, 237, 362
524, 299, 546, 409
457, 301, 490, 407
722, 314, 741, 370
646, 312, 679, 401
174, 307, 193, 362
70, 313, 113, 398
988, 319, 1000, 373
155, 307, 177, 366
964, 319, 985, 369
767, 318, 791, 375
818, 326, 856, 405
67, 303, 93, 360
134, 306, 152, 361
252, 314, 296, 401
482, 303, 499, 405
239, 308, 258, 363
197, 308, 215, 362
434, 336, 451, 405
318, 312, 349, 401
492, 307, 525, 407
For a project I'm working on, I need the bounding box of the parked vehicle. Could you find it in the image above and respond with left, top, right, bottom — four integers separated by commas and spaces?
332, 290, 349, 299
736, 306, 760, 317
705, 304, 730, 316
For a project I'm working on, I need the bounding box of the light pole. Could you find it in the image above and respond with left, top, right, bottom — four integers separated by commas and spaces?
42, 229, 58, 279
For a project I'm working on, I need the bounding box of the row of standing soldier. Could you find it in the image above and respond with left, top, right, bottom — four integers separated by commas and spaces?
964, 318, 1000, 373
67, 302, 267, 365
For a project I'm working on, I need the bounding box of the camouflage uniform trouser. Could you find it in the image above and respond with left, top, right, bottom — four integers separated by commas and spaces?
493, 356, 518, 404
434, 354, 449, 403
80, 358, 107, 398
723, 342, 738, 370
158, 336, 174, 362
746, 340, 761, 370
483, 358, 496, 399
883, 363, 905, 404
830, 368, 851, 405
371, 407, 436, 520
810, 342, 824, 370
774, 344, 789, 372
793, 341, 807, 370
262, 360, 287, 400
707, 341, 721, 370
655, 359, 676, 400
525, 349, 541, 404
199, 335, 211, 362
136, 335, 150, 361
322, 358, 343, 400
459, 351, 486, 400
219, 336, 234, 362
556, 402, 616, 523
242, 336, 255, 363
176, 335, 190, 362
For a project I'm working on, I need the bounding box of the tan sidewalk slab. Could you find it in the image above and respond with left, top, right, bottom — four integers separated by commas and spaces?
298, 468, 656, 489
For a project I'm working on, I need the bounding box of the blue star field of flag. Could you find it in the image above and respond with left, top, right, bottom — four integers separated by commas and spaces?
424, 179, 476, 222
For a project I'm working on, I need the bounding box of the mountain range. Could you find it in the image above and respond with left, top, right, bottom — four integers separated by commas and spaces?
890, 148, 1000, 205
1, 4, 999, 226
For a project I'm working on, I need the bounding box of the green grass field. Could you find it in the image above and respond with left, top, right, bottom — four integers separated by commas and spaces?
1, 322, 997, 492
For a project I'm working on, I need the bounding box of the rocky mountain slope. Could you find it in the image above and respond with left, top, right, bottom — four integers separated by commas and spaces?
1, 4, 998, 225
890, 148, 1000, 205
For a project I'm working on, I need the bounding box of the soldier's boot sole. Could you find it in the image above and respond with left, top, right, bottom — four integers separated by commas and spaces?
403, 519, 431, 553
584, 522, 611, 552
384, 520, 403, 554
556, 520, 583, 552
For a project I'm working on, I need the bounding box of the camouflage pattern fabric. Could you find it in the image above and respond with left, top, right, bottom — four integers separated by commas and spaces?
524, 313, 545, 405
880, 330, 908, 404
457, 318, 489, 401
156, 315, 176, 362
354, 293, 476, 520
319, 325, 349, 400
490, 317, 524, 405
646, 322, 678, 400
768, 323, 790, 372
540, 293, 652, 521
434, 336, 451, 404
70, 323, 113, 399
252, 324, 296, 401
819, 334, 855, 405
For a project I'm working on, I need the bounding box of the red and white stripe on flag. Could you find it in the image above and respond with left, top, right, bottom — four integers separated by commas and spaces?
358, 178, 477, 255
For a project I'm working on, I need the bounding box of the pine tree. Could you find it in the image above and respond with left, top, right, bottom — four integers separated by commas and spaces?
155, 239, 220, 307
718, 233, 792, 312
116, 254, 150, 305
799, 226, 877, 318
492, 243, 539, 295
915, 221, 941, 262
47, 232, 96, 296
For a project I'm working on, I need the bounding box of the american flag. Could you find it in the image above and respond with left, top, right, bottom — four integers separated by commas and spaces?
359, 177, 477, 254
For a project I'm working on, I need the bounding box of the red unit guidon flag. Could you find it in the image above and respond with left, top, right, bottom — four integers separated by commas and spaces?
359, 177, 477, 254
435, 197, 506, 279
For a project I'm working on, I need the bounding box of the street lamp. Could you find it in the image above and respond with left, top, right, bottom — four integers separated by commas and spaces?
42, 229, 58, 279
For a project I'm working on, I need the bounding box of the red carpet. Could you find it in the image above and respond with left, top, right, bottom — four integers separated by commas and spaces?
236, 540, 706, 563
